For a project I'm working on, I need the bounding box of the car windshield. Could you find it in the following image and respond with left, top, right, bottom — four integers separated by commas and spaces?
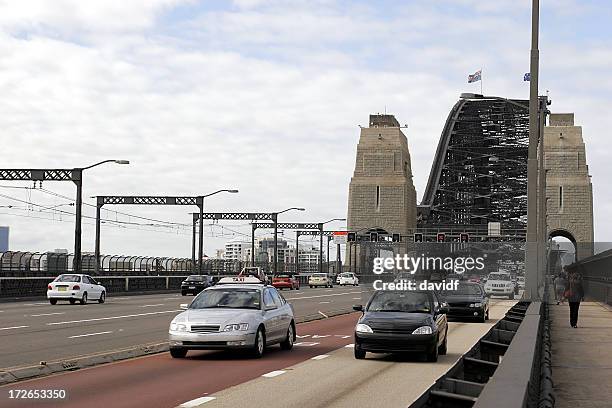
55, 275, 81, 283
442, 284, 482, 296
187, 276, 205, 281
367, 291, 431, 313
190, 288, 261, 310
489, 273, 511, 281
312, 273, 327, 277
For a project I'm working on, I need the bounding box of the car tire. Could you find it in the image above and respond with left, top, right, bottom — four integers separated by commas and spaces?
439, 331, 448, 355
280, 323, 295, 350
170, 348, 187, 358
427, 339, 439, 362
69, 299, 76, 305
354, 344, 366, 359
486, 309, 490, 320
181, 292, 187, 296
252, 327, 266, 358
310, 285, 313, 288
80, 292, 87, 305
98, 291, 106, 304
49, 299, 57, 305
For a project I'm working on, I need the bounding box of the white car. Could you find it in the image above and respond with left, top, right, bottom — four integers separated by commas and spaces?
47, 274, 106, 305
517, 276, 525, 290
484, 272, 516, 299
338, 272, 359, 286
308, 273, 333, 288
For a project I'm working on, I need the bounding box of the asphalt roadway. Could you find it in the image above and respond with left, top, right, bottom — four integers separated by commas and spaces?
0, 285, 366, 370
0, 298, 516, 408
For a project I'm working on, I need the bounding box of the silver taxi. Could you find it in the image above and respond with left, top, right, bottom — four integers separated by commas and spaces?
168, 276, 295, 358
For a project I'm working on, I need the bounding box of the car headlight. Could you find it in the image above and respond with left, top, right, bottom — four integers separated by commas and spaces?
170, 322, 187, 332
470, 303, 483, 308
412, 326, 433, 335
223, 323, 249, 332
355, 323, 373, 333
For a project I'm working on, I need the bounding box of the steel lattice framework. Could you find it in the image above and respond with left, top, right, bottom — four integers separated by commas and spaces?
419, 95, 534, 233
0, 169, 75, 181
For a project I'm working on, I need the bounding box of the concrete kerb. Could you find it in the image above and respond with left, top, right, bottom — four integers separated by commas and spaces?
0, 309, 355, 386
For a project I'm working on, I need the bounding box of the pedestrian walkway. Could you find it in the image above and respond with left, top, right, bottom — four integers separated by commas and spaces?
550, 302, 612, 408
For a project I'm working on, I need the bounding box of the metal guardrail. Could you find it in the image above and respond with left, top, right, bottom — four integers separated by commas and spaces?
409, 301, 552, 408
0, 274, 320, 298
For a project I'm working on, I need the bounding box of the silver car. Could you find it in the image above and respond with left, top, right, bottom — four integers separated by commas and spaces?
168, 279, 295, 358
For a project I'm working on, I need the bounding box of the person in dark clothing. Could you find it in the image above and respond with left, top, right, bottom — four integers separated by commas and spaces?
565, 271, 585, 328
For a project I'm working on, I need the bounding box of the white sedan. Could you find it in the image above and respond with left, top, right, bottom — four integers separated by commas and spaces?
338, 272, 359, 286
47, 274, 106, 305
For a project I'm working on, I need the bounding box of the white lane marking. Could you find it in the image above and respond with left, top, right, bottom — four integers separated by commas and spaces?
23, 303, 48, 306
68, 331, 113, 339
140, 304, 165, 308
29, 312, 65, 317
325, 289, 333, 292
296, 334, 311, 338
319, 301, 331, 304
311, 354, 330, 360
334, 335, 351, 338
47, 310, 181, 326
163, 297, 180, 300
262, 370, 286, 378
0, 325, 29, 331
312, 335, 330, 338
318, 311, 329, 318
352, 297, 361, 300
294, 342, 320, 347
344, 343, 355, 348
286, 291, 362, 301
110, 297, 130, 300
179, 396, 216, 407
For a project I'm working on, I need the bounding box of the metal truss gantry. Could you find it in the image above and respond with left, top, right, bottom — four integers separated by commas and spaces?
95, 196, 206, 273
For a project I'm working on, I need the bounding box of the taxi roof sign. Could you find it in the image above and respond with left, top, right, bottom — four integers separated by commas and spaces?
218, 276, 263, 284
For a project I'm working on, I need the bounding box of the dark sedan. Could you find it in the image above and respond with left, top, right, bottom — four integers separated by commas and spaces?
438, 282, 489, 322
353, 290, 448, 362
181, 275, 214, 296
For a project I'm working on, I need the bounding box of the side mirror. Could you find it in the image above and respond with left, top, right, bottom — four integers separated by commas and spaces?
353, 304, 363, 312
180, 303, 189, 310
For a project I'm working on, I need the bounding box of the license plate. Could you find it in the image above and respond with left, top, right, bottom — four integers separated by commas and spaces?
189, 286, 196, 289
58, 287, 67, 292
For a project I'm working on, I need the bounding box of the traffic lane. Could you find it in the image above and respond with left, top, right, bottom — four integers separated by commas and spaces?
190, 299, 516, 408
0, 287, 360, 369
0, 313, 360, 408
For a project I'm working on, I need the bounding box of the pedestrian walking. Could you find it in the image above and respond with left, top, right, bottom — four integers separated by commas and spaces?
565, 271, 584, 328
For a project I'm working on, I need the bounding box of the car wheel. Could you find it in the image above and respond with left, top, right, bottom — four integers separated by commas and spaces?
80, 292, 88, 305
310, 285, 313, 288
280, 323, 295, 350
427, 339, 439, 362
170, 348, 187, 358
98, 291, 106, 304
439, 331, 448, 355
486, 309, 490, 320
354, 344, 366, 359
181, 292, 187, 296
49, 299, 57, 305
252, 327, 266, 358
69, 299, 76, 305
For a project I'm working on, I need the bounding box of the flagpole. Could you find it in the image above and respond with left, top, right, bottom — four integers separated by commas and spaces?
480, 67, 483, 94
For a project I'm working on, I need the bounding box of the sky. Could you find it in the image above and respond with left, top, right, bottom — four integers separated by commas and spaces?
1, 0, 611, 259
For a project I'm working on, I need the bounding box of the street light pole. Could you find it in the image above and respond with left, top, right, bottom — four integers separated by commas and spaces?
197, 189, 239, 273
320, 218, 346, 275
526, 0, 540, 300
273, 207, 306, 275
74, 160, 129, 274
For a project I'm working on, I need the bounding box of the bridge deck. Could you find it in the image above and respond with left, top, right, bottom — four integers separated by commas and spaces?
551, 302, 612, 408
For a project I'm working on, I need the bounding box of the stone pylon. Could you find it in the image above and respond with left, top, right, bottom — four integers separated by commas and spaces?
345, 114, 417, 274
544, 113, 594, 259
